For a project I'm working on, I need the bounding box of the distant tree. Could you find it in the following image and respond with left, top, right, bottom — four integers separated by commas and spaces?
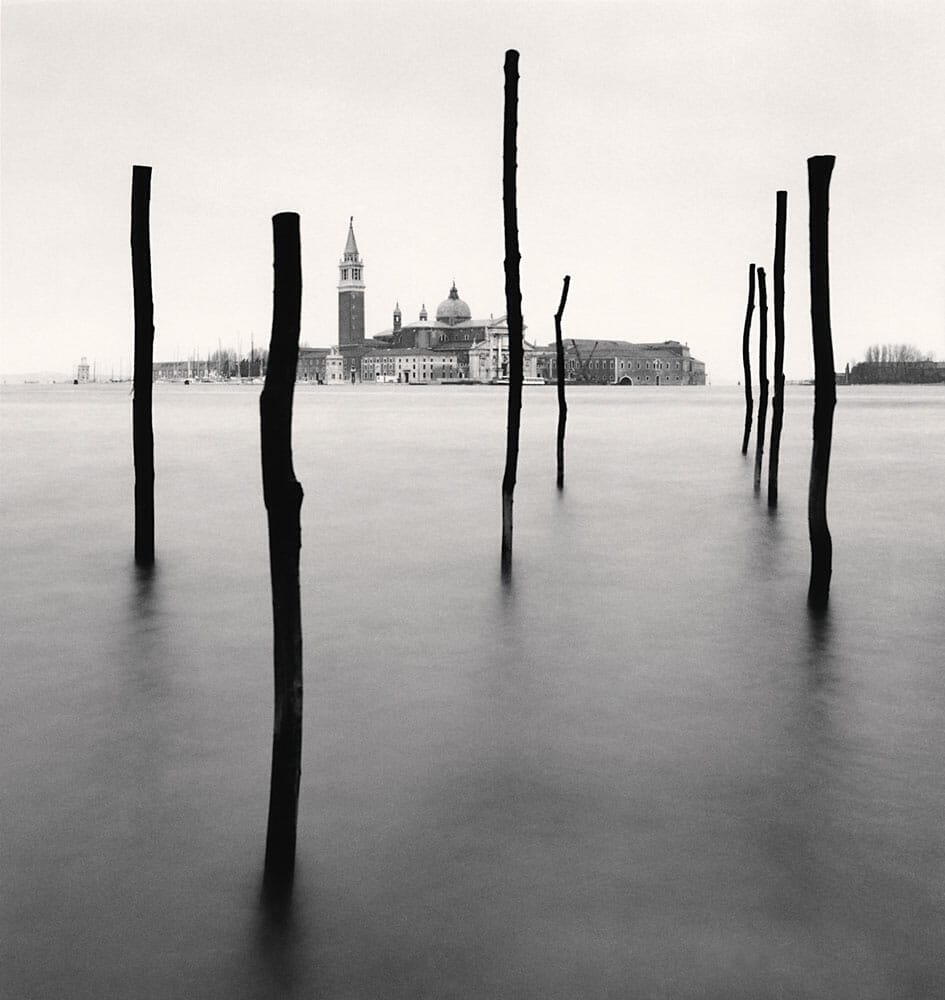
857, 343, 935, 382
208, 347, 238, 377
569, 339, 600, 382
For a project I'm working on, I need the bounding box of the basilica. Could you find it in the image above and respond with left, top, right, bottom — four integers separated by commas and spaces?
296, 218, 534, 383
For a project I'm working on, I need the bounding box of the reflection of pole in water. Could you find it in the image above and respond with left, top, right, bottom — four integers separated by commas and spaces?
740, 263, 756, 455
807, 156, 836, 611
501, 49, 524, 578
768, 191, 787, 508
754, 267, 769, 492
261, 212, 304, 891
131, 165, 155, 566
555, 275, 571, 490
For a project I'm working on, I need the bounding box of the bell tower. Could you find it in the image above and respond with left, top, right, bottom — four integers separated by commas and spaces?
338, 217, 365, 348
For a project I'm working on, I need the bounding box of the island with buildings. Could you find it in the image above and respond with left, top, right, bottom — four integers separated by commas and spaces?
148, 219, 707, 387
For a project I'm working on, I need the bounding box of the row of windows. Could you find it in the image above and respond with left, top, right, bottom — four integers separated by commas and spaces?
340, 268, 362, 281
364, 360, 457, 371
563, 358, 683, 371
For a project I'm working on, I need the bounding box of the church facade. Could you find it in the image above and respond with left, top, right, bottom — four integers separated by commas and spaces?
365, 281, 519, 382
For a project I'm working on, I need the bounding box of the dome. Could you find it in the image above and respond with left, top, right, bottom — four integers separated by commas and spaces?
435, 282, 471, 325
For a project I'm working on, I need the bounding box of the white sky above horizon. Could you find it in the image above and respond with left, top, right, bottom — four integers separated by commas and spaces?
2, 0, 944, 382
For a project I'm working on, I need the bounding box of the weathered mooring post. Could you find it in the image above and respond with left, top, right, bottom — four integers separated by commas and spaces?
740, 263, 756, 455
261, 212, 304, 890
501, 49, 524, 577
807, 156, 837, 610
131, 165, 155, 565
555, 275, 571, 490
768, 191, 787, 507
753, 267, 769, 492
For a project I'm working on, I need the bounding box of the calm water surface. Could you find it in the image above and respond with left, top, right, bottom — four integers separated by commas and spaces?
2, 382, 943, 999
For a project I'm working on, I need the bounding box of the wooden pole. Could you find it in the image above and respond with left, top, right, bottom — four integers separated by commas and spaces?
501, 49, 524, 577
131, 165, 155, 565
740, 263, 756, 454
768, 191, 787, 507
261, 212, 304, 890
807, 156, 836, 610
554, 275, 571, 490
753, 267, 769, 492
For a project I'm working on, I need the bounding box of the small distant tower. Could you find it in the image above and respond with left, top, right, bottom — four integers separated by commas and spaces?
419, 303, 428, 321
76, 357, 90, 383
393, 301, 402, 333
338, 217, 365, 349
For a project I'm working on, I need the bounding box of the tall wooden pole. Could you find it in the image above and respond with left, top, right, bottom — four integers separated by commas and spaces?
261, 212, 304, 890
740, 263, 756, 454
501, 49, 524, 577
768, 191, 787, 507
753, 267, 769, 492
131, 165, 155, 565
554, 275, 571, 490
807, 156, 836, 610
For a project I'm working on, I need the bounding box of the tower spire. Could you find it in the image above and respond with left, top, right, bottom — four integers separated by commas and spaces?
344, 217, 359, 259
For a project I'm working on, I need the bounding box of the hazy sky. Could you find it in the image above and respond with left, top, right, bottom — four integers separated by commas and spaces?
2, 0, 944, 381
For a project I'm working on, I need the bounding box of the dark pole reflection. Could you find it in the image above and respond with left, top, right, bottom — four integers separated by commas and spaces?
805, 596, 832, 651
132, 560, 157, 614
254, 874, 304, 995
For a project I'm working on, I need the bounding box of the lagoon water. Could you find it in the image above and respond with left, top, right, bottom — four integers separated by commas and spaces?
2, 381, 944, 999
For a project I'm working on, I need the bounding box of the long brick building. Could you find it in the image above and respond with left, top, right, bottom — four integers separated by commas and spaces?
545, 340, 706, 385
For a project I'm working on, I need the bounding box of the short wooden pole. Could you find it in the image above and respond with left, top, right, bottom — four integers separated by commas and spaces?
807, 156, 837, 610
768, 191, 787, 507
131, 165, 155, 565
753, 267, 769, 492
554, 275, 571, 490
740, 263, 756, 455
261, 212, 304, 890
501, 49, 524, 577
